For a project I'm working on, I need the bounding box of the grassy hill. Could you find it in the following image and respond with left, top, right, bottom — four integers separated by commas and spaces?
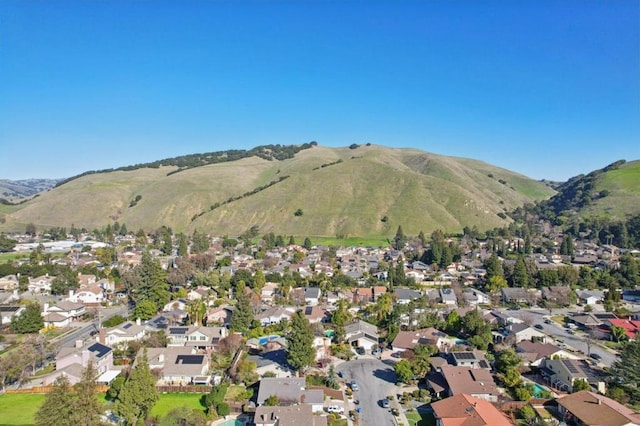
534, 160, 640, 222
0, 144, 555, 237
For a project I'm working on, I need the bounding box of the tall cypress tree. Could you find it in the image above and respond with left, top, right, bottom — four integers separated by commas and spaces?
286, 311, 315, 372
116, 350, 159, 425
72, 363, 103, 426
35, 376, 74, 426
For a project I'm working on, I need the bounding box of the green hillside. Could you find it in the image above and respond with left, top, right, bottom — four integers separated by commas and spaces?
0, 144, 555, 237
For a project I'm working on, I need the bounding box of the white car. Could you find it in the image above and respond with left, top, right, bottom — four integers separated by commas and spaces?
327, 405, 345, 414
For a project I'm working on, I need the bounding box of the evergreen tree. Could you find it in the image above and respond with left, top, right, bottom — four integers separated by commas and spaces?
35, 376, 74, 426
230, 286, 253, 333
116, 350, 159, 425
512, 255, 530, 288
286, 310, 315, 372
484, 253, 504, 281
393, 226, 406, 250
177, 233, 188, 257
610, 339, 640, 402
71, 363, 103, 426
11, 302, 44, 333
303, 237, 313, 250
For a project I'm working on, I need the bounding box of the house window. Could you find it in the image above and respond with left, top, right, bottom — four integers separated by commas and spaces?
200, 336, 206, 341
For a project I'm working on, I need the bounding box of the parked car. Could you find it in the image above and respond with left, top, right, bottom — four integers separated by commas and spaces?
382, 398, 390, 408
544, 319, 553, 324
590, 353, 602, 361
351, 381, 359, 391
355, 346, 365, 355
534, 324, 544, 330
327, 405, 344, 414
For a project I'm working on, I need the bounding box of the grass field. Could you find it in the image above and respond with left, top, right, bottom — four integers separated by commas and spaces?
0, 393, 45, 425
150, 393, 206, 418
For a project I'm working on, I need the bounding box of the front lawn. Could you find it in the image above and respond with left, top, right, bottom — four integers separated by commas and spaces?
406, 411, 436, 426
0, 393, 46, 425
150, 393, 205, 418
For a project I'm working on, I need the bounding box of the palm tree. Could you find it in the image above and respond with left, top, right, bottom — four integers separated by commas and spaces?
611, 326, 628, 343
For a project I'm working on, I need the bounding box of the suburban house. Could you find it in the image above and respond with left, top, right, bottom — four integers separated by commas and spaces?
437, 366, 499, 402
576, 289, 604, 305
256, 306, 296, 326
394, 288, 422, 305
246, 348, 293, 378
163, 298, 188, 312
461, 288, 491, 306
47, 341, 118, 386
392, 328, 449, 353
449, 351, 491, 370
291, 287, 321, 306
500, 323, 549, 344
28, 275, 54, 293
256, 377, 324, 412
501, 287, 539, 305
42, 301, 86, 327
144, 347, 211, 386
515, 341, 578, 367
254, 404, 328, 426
166, 325, 228, 351
439, 288, 458, 306
541, 286, 574, 305
99, 321, 147, 347
431, 394, 514, 426
68, 286, 105, 305
302, 305, 326, 324
344, 319, 379, 351
541, 358, 607, 393
0, 305, 25, 325
205, 306, 233, 326
0, 274, 19, 291
606, 319, 640, 341
556, 391, 640, 426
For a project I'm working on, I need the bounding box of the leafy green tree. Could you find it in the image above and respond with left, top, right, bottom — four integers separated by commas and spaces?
35, 376, 74, 426
122, 251, 170, 312
332, 299, 350, 326
487, 275, 508, 293
444, 310, 462, 335
160, 406, 207, 426
484, 253, 504, 281
572, 378, 590, 392
133, 300, 157, 321
373, 292, 393, 322
217, 402, 230, 417
71, 362, 102, 426
203, 382, 228, 413
11, 302, 44, 333
494, 348, 521, 375
514, 382, 534, 401
411, 344, 433, 378
51, 267, 80, 295
394, 359, 413, 383
325, 365, 339, 389
303, 237, 312, 250
501, 368, 522, 388
253, 269, 266, 292
107, 375, 126, 400
264, 395, 280, 406
0, 234, 16, 252
286, 311, 315, 372
116, 350, 159, 425
177, 233, 188, 257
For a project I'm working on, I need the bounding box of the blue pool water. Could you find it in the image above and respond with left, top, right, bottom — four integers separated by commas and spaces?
218, 420, 243, 426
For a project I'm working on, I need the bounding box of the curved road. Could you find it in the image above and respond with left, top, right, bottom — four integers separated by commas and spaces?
337, 358, 397, 426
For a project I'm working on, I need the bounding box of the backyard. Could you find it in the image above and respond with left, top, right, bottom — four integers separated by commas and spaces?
0, 393, 45, 425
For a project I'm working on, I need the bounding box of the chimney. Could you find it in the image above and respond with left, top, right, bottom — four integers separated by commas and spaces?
158, 353, 164, 363
136, 317, 141, 326
597, 398, 602, 405
99, 328, 106, 345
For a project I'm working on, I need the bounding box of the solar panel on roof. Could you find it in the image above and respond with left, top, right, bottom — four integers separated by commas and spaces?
176, 355, 204, 365
170, 327, 189, 335
87, 343, 111, 358
123, 323, 133, 329
454, 352, 475, 360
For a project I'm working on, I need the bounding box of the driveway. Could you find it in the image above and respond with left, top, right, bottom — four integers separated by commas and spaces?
337, 358, 398, 426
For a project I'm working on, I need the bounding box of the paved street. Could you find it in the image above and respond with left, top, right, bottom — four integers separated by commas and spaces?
337, 358, 398, 426
55, 305, 129, 349
497, 307, 618, 367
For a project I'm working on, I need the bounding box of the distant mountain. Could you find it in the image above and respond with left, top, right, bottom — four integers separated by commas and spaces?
0, 144, 556, 237
0, 179, 62, 203
532, 159, 640, 222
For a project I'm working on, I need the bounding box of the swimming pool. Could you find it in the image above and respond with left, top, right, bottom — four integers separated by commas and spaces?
218, 420, 243, 426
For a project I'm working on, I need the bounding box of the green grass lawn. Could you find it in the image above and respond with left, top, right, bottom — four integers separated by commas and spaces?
406, 411, 436, 426
0, 393, 46, 425
150, 393, 206, 418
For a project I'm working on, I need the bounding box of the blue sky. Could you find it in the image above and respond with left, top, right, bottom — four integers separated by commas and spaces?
1, 0, 638, 181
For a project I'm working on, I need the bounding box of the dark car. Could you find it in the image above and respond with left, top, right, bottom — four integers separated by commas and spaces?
590, 353, 602, 361
355, 347, 365, 355
534, 324, 544, 330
